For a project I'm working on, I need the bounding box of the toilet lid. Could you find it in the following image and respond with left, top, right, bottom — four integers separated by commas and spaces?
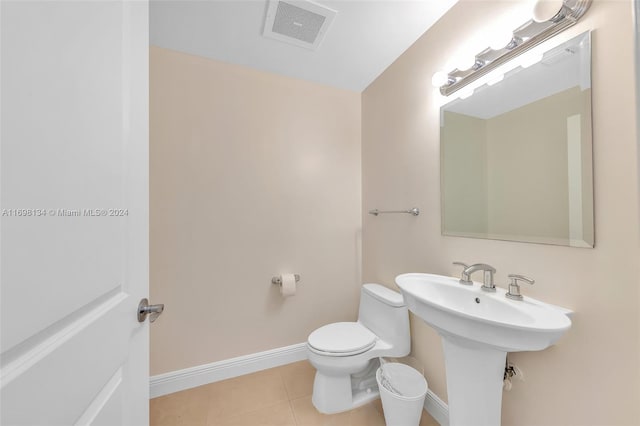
307, 322, 377, 354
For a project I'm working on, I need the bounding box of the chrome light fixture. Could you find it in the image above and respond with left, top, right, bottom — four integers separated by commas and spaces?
435, 0, 592, 96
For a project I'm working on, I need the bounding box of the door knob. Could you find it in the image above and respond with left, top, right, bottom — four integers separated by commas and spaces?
138, 298, 164, 323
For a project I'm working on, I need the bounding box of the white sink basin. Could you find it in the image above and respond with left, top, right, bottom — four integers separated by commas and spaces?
395, 272, 572, 426
395, 273, 571, 352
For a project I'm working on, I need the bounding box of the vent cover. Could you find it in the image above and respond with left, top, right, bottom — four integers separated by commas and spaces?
263, 0, 336, 50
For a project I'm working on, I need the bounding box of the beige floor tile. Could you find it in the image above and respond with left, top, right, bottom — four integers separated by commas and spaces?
206, 369, 290, 421
208, 401, 296, 426
150, 404, 179, 426
150, 412, 180, 426
348, 402, 386, 426
277, 361, 316, 400
150, 385, 212, 426
151, 392, 185, 414
150, 392, 186, 426
290, 396, 352, 426
370, 398, 384, 416
418, 411, 440, 426
179, 385, 213, 425
151, 363, 443, 426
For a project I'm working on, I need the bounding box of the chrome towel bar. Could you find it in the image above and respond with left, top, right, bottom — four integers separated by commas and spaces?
368, 208, 420, 216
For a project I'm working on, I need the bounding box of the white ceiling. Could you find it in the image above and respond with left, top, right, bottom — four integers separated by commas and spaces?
150, 0, 458, 92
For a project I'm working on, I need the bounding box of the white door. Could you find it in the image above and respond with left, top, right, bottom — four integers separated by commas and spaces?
1, 1, 150, 425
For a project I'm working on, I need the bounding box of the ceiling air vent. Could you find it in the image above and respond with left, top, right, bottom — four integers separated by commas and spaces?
263, 0, 336, 50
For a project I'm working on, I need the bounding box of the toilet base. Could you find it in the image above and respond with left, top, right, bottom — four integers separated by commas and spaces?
311, 360, 381, 414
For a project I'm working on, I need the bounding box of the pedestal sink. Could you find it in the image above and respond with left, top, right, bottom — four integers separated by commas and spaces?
395, 273, 572, 426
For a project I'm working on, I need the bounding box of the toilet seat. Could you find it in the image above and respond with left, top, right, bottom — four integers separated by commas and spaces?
307, 322, 377, 356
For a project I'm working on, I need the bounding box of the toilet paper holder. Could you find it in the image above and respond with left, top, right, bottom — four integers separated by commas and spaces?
272, 274, 301, 286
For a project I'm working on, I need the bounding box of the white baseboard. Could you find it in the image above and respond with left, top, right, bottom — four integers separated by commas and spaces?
424, 389, 449, 426
149, 343, 308, 398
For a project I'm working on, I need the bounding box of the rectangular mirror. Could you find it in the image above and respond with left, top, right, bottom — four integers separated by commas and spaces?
441, 32, 593, 247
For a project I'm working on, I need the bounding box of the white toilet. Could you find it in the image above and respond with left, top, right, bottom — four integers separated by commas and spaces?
306, 283, 410, 414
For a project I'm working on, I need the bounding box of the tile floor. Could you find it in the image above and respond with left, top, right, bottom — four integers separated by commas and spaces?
150, 360, 439, 426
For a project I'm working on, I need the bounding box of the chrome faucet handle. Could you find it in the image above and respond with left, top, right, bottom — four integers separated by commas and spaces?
506, 274, 535, 301
463, 263, 497, 292
452, 262, 472, 285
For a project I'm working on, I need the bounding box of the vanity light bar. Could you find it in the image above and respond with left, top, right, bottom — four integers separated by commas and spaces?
438, 0, 592, 97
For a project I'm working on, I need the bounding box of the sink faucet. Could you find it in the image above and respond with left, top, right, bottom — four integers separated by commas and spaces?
463, 263, 497, 292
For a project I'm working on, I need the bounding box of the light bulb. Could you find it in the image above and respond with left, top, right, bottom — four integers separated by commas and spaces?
489, 31, 513, 51
453, 48, 477, 71
532, 0, 565, 23
454, 55, 476, 72
431, 71, 450, 88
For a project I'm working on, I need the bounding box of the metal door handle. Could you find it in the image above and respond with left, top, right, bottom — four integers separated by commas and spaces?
138, 298, 164, 323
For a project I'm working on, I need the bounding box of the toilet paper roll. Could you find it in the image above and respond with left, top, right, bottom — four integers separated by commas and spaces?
280, 273, 297, 297
503, 378, 512, 391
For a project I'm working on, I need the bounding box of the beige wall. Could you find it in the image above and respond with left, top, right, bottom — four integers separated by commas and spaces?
150, 47, 362, 375
362, 1, 639, 425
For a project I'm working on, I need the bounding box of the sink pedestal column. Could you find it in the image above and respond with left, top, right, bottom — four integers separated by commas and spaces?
441, 335, 507, 426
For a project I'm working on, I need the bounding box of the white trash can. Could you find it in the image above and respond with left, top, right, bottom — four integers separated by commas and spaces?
376, 362, 428, 426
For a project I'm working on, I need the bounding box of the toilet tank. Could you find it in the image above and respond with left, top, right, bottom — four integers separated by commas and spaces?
358, 284, 410, 353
